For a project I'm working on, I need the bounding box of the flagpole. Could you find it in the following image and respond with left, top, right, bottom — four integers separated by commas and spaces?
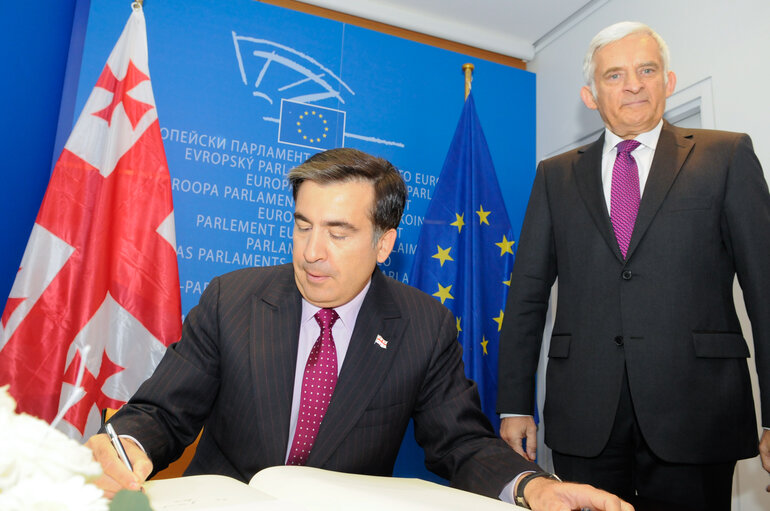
462, 63, 474, 100
132, 0, 143, 9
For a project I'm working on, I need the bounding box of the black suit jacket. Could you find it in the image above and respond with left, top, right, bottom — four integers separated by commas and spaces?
498, 122, 770, 464
111, 264, 535, 498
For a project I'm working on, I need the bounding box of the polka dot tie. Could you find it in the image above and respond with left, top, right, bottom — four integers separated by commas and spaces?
286, 308, 339, 465
610, 139, 641, 259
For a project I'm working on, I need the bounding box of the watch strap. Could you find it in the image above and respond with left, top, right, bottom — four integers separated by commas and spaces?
514, 471, 561, 509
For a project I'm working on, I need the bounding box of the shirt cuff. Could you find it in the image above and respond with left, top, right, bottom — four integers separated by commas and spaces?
498, 471, 536, 503
118, 434, 147, 454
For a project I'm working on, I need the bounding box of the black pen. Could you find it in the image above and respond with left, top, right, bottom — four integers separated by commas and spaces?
105, 422, 134, 472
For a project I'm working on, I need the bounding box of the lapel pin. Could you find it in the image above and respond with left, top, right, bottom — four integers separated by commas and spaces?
374, 335, 388, 349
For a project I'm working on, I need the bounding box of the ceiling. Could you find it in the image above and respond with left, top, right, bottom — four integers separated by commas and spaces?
298, 0, 601, 61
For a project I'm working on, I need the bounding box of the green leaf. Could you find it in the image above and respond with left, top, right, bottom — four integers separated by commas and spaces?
109, 489, 153, 511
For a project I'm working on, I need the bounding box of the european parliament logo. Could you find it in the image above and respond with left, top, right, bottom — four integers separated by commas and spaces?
232, 32, 404, 150
278, 100, 345, 151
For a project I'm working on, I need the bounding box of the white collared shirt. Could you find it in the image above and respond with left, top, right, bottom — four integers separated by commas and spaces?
285, 280, 371, 461
600, 120, 664, 213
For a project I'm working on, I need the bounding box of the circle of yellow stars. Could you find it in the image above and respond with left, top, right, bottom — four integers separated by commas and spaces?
296, 110, 329, 144
429, 203, 515, 356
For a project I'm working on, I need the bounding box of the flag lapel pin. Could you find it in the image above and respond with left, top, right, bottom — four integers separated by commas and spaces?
374, 335, 388, 349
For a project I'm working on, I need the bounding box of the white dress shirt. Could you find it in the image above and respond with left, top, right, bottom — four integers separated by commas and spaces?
600, 120, 664, 212
285, 280, 370, 461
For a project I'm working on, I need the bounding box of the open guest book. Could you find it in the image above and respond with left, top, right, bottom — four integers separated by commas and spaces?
144, 465, 525, 511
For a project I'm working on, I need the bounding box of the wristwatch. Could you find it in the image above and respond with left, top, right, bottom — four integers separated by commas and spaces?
514, 471, 561, 509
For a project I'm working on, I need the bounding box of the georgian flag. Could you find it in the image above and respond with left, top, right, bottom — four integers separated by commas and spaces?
0, 5, 181, 440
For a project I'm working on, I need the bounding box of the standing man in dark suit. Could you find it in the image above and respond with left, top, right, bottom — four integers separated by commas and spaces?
497, 21, 770, 511
87, 148, 631, 510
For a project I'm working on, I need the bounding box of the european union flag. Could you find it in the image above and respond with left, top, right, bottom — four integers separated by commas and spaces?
411, 93, 514, 433
278, 99, 345, 151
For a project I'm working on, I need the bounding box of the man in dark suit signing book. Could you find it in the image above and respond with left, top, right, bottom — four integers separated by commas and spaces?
497, 21, 770, 511
87, 148, 631, 510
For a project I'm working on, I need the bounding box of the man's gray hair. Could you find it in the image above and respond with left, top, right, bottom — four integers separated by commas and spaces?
583, 21, 670, 96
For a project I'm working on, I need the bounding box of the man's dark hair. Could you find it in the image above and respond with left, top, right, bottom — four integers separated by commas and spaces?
288, 148, 407, 239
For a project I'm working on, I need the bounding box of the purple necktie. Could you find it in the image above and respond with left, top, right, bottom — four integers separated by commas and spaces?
610, 139, 641, 258
286, 308, 339, 465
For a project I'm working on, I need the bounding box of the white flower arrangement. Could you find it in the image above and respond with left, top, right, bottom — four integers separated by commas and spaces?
0, 384, 108, 511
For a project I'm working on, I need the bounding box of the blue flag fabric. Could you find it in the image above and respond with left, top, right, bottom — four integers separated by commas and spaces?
410, 93, 515, 433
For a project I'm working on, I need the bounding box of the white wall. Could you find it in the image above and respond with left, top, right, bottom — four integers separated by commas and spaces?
529, 1, 770, 509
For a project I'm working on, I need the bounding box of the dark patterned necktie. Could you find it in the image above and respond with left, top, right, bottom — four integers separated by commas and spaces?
286, 308, 339, 465
610, 139, 641, 258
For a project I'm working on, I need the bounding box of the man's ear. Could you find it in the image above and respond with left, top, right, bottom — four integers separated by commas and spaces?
376, 228, 397, 263
665, 71, 677, 98
580, 86, 598, 110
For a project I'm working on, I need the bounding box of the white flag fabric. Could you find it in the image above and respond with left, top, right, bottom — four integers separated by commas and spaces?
0, 5, 181, 440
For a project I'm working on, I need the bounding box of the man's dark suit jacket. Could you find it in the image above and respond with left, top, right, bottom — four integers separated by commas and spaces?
498, 122, 770, 464
111, 264, 535, 498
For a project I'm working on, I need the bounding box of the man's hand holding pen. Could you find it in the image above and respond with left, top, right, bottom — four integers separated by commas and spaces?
86, 427, 153, 498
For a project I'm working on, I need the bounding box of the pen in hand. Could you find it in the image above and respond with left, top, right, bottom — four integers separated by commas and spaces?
105, 422, 134, 472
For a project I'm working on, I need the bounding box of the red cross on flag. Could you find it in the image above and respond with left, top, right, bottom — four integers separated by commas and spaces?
0, 5, 181, 440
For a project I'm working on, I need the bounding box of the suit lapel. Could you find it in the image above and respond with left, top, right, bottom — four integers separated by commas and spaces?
573, 134, 624, 260
306, 268, 406, 467
625, 123, 694, 259
249, 266, 302, 466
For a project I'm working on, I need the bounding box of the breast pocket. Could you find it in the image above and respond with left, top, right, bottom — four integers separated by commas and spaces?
355, 401, 410, 429
664, 196, 712, 212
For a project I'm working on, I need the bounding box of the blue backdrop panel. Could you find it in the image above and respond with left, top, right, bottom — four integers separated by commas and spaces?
61, 0, 535, 482
0, 0, 78, 301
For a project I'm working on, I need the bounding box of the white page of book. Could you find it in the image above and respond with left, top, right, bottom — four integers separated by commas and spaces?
145, 474, 308, 511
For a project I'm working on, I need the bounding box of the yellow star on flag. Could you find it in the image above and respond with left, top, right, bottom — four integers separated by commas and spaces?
480, 336, 489, 355
503, 272, 512, 286
433, 283, 454, 304
456, 316, 462, 333
493, 309, 504, 331
495, 235, 515, 256
476, 205, 491, 225
450, 213, 465, 234
432, 245, 454, 267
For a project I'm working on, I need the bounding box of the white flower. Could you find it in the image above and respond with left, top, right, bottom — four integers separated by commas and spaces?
0, 384, 16, 414
0, 474, 106, 511
0, 386, 108, 511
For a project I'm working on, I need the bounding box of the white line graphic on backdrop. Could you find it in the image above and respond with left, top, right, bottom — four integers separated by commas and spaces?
232, 31, 404, 149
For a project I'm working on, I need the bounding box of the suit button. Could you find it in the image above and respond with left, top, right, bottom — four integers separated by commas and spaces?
622, 270, 633, 280
614, 336, 624, 346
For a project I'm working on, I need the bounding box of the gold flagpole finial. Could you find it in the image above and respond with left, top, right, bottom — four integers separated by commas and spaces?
462, 63, 474, 100
132, 0, 143, 10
